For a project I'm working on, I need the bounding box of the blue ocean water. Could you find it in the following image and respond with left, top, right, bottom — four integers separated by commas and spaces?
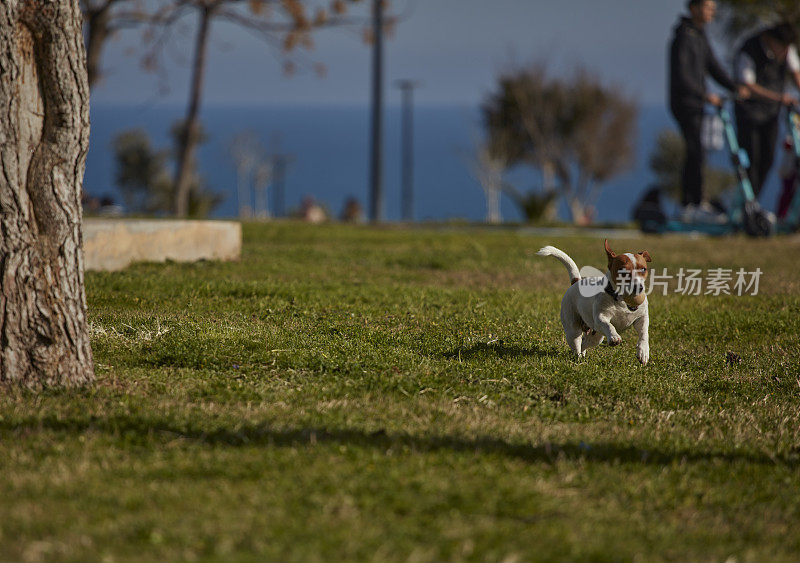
85, 103, 782, 223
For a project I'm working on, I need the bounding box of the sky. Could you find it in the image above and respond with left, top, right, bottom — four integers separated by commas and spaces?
91, 0, 702, 108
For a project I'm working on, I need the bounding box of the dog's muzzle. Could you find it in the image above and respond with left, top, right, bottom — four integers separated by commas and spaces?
616, 279, 645, 296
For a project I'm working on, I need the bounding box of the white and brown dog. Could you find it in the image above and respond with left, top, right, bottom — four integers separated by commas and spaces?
537, 240, 651, 364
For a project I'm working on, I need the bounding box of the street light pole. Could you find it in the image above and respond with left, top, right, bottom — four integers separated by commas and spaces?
395, 79, 419, 222
368, 0, 384, 223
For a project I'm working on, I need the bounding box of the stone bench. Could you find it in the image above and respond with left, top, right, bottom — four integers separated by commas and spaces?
83, 219, 242, 271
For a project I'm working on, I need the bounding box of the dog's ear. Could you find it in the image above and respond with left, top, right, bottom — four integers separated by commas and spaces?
604, 239, 616, 267
640, 250, 652, 263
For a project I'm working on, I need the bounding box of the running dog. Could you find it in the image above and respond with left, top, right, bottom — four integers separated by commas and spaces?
537, 240, 651, 364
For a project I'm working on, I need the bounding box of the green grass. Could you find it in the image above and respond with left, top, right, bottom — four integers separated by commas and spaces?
2, 222, 799, 561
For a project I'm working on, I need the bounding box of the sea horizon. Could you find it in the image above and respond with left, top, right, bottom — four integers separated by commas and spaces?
85, 102, 783, 224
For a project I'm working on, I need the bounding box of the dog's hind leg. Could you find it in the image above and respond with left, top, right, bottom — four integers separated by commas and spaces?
566, 331, 584, 357
580, 330, 604, 356
562, 317, 586, 357
560, 304, 586, 357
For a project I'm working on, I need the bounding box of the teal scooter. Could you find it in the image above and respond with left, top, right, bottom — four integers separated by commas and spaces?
636, 101, 775, 237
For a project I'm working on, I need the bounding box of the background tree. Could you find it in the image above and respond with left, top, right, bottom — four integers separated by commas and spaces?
482, 64, 638, 224
168, 119, 222, 217
138, 0, 385, 217
113, 129, 174, 214
80, 0, 148, 88
466, 139, 557, 224
469, 145, 505, 224
501, 182, 558, 224
648, 129, 736, 203
229, 131, 268, 219
1, 0, 94, 386
717, 0, 800, 36
253, 161, 273, 219
113, 122, 222, 216
79, 0, 392, 217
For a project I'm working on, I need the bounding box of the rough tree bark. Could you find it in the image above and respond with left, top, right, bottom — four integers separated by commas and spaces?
0, 0, 94, 387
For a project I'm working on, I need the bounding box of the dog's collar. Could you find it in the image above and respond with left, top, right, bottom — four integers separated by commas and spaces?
604, 280, 620, 300
604, 279, 639, 312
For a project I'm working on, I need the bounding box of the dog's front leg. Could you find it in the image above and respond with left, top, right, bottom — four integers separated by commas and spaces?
633, 314, 649, 365
594, 312, 622, 346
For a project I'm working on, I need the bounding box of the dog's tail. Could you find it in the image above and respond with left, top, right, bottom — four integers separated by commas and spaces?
536, 245, 581, 285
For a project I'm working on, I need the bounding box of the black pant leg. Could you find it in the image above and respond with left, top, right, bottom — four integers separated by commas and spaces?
754, 117, 779, 198
674, 111, 704, 206
736, 112, 759, 196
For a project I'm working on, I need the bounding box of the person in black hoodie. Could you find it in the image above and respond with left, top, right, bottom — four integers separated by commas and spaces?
669, 0, 747, 222
734, 23, 800, 200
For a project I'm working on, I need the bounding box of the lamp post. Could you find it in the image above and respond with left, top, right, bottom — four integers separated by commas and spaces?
368, 0, 384, 223
395, 79, 419, 222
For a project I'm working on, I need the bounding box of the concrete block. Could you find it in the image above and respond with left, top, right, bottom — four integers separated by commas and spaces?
83, 219, 242, 271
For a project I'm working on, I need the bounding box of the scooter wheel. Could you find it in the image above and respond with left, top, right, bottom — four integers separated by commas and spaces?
743, 207, 776, 237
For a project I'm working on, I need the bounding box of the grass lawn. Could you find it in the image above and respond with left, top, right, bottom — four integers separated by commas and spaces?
1, 222, 799, 561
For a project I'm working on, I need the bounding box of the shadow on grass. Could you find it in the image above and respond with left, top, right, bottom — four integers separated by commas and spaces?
4, 415, 797, 468
443, 341, 557, 361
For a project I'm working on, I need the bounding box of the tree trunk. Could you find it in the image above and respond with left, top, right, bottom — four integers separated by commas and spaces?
0, 1, 94, 387
540, 161, 558, 222
567, 197, 588, 226
173, 6, 212, 218
484, 184, 501, 224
